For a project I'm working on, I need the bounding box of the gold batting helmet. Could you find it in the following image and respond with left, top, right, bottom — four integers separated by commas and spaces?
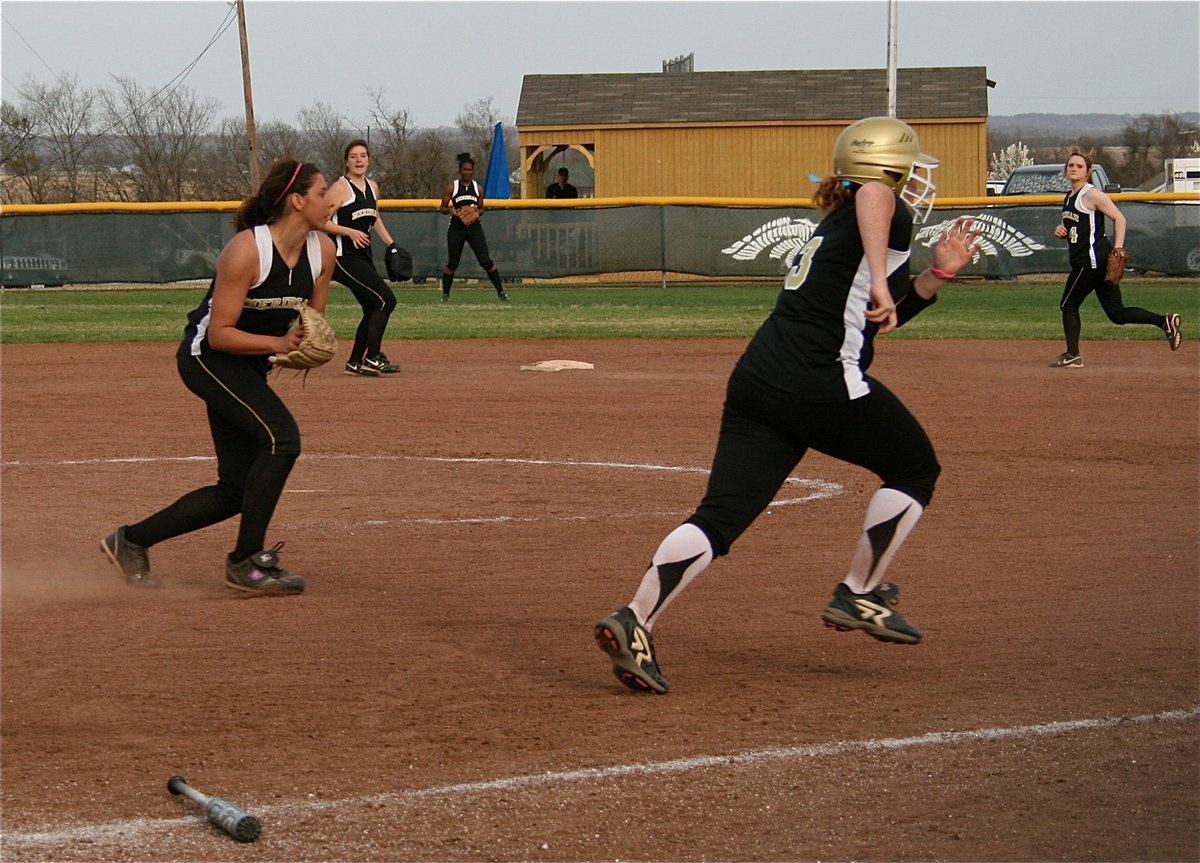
833, 116, 939, 222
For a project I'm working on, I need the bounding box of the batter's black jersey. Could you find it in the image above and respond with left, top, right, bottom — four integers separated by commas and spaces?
736, 191, 931, 401
448, 179, 482, 226
1061, 183, 1110, 270
180, 224, 323, 361
331, 177, 378, 259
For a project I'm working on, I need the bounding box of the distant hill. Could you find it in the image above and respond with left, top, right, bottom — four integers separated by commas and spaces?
987, 113, 1200, 188
990, 112, 1200, 138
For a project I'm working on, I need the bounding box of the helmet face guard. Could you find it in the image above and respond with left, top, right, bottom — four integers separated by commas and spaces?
833, 117, 939, 223
900, 157, 938, 224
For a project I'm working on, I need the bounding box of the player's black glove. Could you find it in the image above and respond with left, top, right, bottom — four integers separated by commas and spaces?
385, 243, 412, 282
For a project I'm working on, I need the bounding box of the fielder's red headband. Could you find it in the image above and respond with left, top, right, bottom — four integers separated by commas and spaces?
272, 162, 304, 206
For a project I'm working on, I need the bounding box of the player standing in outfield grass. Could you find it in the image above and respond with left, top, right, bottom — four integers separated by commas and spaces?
438, 153, 510, 303
1049, 150, 1181, 367
325, 139, 401, 377
100, 158, 336, 596
595, 117, 982, 693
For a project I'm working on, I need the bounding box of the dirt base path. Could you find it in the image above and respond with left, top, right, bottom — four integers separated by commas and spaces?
2, 338, 1196, 861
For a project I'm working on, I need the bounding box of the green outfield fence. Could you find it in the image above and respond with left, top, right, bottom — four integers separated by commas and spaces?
2, 194, 1198, 287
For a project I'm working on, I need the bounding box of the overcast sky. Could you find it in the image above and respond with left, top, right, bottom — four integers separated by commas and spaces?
2, 0, 1198, 131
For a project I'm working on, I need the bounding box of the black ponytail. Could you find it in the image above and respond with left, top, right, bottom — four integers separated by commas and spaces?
233, 159, 322, 231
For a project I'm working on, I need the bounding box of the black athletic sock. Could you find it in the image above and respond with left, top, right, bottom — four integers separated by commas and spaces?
232, 453, 296, 560
127, 484, 241, 548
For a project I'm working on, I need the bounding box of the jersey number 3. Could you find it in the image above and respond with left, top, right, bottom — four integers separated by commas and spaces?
784, 236, 824, 291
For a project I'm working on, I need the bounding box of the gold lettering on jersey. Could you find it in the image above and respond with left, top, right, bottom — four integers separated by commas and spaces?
350, 208, 376, 221
242, 296, 304, 310
784, 236, 824, 290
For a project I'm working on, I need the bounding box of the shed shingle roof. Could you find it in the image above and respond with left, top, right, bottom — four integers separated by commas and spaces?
517, 67, 988, 126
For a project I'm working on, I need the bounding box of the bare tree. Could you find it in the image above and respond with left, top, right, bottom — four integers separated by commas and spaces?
1, 100, 39, 203
102, 75, 220, 201
455, 96, 502, 163
1121, 112, 1200, 186
194, 117, 305, 200
5, 75, 102, 202
84, 133, 129, 202
454, 96, 519, 194
296, 100, 350, 177
365, 89, 415, 197
408, 126, 454, 198
194, 117, 258, 200
0, 101, 35, 166
356, 90, 454, 198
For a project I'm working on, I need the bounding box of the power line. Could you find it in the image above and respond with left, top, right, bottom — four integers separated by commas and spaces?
1, 13, 59, 79
4, 3, 239, 178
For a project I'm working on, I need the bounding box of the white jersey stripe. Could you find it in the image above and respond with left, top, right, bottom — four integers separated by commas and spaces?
188, 226, 321, 357
839, 247, 911, 399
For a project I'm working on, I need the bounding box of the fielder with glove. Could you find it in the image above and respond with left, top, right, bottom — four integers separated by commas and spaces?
1050, 150, 1181, 368
100, 159, 337, 597
325, 140, 404, 376
269, 300, 338, 371
438, 152, 511, 303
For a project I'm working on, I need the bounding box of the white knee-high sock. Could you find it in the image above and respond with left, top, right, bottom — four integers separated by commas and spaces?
629, 523, 714, 630
843, 488, 924, 594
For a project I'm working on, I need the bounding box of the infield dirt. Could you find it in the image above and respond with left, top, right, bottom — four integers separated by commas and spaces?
2, 337, 1196, 861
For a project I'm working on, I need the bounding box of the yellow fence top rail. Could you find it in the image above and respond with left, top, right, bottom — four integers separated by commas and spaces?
2, 192, 1196, 216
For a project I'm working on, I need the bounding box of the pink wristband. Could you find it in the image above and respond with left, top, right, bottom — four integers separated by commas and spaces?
929, 266, 956, 280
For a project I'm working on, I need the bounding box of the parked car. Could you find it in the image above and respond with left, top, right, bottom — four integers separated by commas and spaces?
985, 179, 1006, 196
2, 252, 68, 287
1000, 163, 1120, 196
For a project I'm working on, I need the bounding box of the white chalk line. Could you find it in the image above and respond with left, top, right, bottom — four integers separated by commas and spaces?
0, 453, 845, 519
4, 706, 1195, 849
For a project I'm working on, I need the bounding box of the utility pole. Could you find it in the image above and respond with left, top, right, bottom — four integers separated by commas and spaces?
237, 0, 260, 190
886, 0, 898, 117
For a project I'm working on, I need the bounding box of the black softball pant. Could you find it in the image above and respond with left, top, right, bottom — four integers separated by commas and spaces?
445, 221, 495, 273
687, 365, 941, 557
334, 254, 396, 363
126, 351, 300, 560
1059, 265, 1164, 354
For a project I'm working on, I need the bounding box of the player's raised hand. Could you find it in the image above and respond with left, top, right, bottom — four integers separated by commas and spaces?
932, 217, 983, 276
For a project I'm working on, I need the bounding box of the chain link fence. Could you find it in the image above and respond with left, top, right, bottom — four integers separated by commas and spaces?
3, 198, 1198, 287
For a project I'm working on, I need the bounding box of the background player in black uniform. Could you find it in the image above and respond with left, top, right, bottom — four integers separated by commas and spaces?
438, 153, 510, 303
594, 117, 982, 693
100, 159, 337, 596
1049, 150, 1181, 367
326, 139, 401, 376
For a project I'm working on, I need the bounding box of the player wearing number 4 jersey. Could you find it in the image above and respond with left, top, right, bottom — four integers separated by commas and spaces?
1050, 150, 1181, 368
595, 117, 982, 693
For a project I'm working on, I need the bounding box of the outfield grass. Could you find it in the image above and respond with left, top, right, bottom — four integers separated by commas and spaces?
1, 278, 1196, 344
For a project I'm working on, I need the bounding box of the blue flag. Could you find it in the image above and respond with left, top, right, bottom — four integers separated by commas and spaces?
482, 122, 511, 199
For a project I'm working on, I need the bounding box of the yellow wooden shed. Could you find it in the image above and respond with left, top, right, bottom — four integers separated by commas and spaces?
516, 66, 992, 199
